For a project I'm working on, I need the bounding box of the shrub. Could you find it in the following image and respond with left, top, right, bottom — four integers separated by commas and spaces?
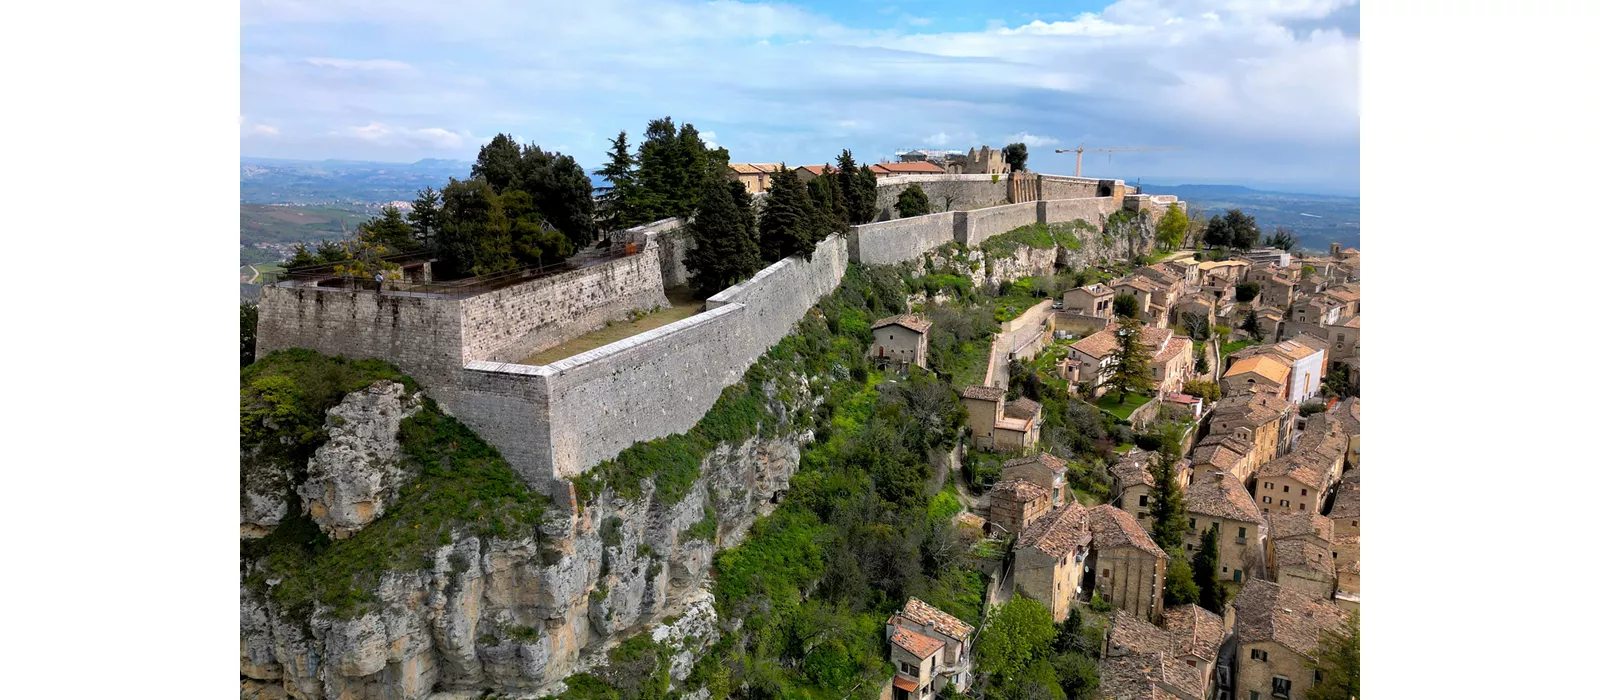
1235, 281, 1261, 303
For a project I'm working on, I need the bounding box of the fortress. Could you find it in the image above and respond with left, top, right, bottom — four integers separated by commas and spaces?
256, 173, 1183, 502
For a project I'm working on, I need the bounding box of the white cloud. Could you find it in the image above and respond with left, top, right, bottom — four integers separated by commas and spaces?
926, 132, 951, 147
251, 124, 280, 136
342, 122, 473, 149
305, 57, 413, 71
905, 16, 931, 27
1008, 132, 1061, 147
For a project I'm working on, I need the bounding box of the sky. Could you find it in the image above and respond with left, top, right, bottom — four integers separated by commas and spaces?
240, 0, 1360, 196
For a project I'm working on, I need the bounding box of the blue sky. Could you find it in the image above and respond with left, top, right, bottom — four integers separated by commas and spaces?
241, 0, 1360, 195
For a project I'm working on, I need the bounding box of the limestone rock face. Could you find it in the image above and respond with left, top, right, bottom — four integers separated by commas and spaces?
913, 218, 1152, 292
296, 381, 422, 539
241, 447, 293, 539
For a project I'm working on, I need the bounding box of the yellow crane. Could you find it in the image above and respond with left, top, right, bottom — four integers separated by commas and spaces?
1054, 144, 1181, 177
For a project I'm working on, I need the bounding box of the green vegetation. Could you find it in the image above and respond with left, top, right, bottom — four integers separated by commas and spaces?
1323, 361, 1359, 398
974, 598, 1100, 699
1112, 293, 1138, 319
895, 183, 931, 218
759, 166, 825, 263
1182, 379, 1222, 404
1002, 143, 1029, 173
685, 178, 762, 298
1194, 523, 1228, 614
1235, 281, 1261, 303
1106, 316, 1154, 403
240, 302, 258, 367
1220, 338, 1260, 360
1094, 393, 1152, 421
1203, 208, 1261, 250
1304, 613, 1360, 700
1148, 453, 1187, 552
240, 350, 550, 620
683, 508, 718, 542
240, 204, 371, 247
1155, 205, 1190, 251
979, 220, 1091, 259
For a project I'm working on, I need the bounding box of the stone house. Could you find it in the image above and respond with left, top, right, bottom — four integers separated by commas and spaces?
1255, 414, 1346, 515
1099, 605, 1225, 700
1182, 470, 1266, 583
1085, 504, 1169, 621
1190, 433, 1255, 484
1228, 337, 1326, 403
1283, 295, 1342, 341
1327, 315, 1359, 363
1151, 330, 1196, 396
1062, 324, 1185, 397
1112, 276, 1159, 325
1265, 513, 1337, 600
1173, 293, 1217, 331
870, 314, 931, 372
726, 163, 782, 194
1232, 579, 1350, 700
1257, 272, 1298, 311
792, 164, 832, 185
1202, 392, 1296, 481
886, 598, 976, 697
959, 386, 1042, 452
1254, 306, 1284, 343
988, 478, 1053, 538
1221, 355, 1291, 399
1014, 502, 1093, 622
1198, 260, 1250, 288
1000, 452, 1072, 508
1062, 283, 1116, 318
1109, 450, 1191, 529
1326, 467, 1360, 538
1332, 533, 1360, 613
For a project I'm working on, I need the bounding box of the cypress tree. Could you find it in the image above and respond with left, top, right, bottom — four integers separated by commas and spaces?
853, 165, 879, 223
1194, 523, 1226, 614
684, 178, 760, 298
595, 130, 639, 235
835, 150, 860, 224
807, 166, 848, 234
1147, 453, 1187, 552
758, 166, 819, 262
408, 186, 441, 248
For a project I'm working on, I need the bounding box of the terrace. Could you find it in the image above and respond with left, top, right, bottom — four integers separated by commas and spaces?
520, 286, 704, 365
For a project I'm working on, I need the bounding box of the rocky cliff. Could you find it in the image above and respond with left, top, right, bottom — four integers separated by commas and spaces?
913, 217, 1156, 290
241, 352, 814, 700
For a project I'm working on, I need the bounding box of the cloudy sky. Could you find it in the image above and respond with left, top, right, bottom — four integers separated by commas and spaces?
241, 0, 1359, 195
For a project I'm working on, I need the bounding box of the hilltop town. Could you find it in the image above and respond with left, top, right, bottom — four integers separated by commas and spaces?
239, 128, 1359, 700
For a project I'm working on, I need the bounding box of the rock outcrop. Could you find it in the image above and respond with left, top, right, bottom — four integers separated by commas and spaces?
296, 381, 423, 539
915, 220, 1155, 291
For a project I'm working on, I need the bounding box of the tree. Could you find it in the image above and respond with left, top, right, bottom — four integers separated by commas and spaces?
1181, 311, 1211, 341
1304, 613, 1360, 700
1163, 551, 1200, 606
684, 176, 760, 298
329, 219, 405, 281
1302, 263, 1317, 278
517, 143, 598, 250
358, 205, 420, 252
1194, 352, 1210, 376
500, 189, 573, 266
634, 117, 730, 222
1202, 215, 1230, 248
1112, 294, 1139, 319
1223, 209, 1260, 249
1147, 452, 1187, 552
240, 302, 258, 367
314, 239, 349, 264
436, 177, 515, 278
807, 166, 849, 234
595, 131, 641, 236
1265, 226, 1297, 251
1106, 316, 1153, 403
758, 166, 819, 262
1155, 205, 1189, 251
285, 243, 319, 269
1193, 524, 1226, 613
1242, 310, 1262, 341
853, 160, 879, 224
1002, 142, 1029, 172
975, 598, 1057, 684
472, 133, 525, 194
1323, 362, 1359, 398
407, 187, 441, 248
1235, 281, 1260, 303
1182, 379, 1221, 403
896, 183, 930, 218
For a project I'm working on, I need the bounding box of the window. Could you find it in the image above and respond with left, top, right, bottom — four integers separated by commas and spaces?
1299, 503, 1306, 511
1222, 566, 1229, 572
1250, 693, 1260, 700
1139, 495, 1148, 506
1188, 518, 1196, 529
1314, 670, 1324, 685
1301, 488, 1308, 496
1283, 485, 1289, 493
1138, 512, 1147, 519
1280, 499, 1289, 507
1353, 520, 1359, 528
1272, 677, 1292, 698
901, 662, 915, 675
1264, 482, 1273, 490
1263, 496, 1271, 504
1102, 569, 1110, 577
1238, 526, 1247, 538
1250, 649, 1268, 661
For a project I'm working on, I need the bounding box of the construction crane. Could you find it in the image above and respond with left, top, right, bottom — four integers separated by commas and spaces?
1054, 144, 1181, 177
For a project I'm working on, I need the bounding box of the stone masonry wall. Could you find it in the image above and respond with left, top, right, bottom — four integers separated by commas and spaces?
706, 233, 851, 359
1040, 175, 1103, 200
873, 174, 1011, 222
255, 285, 465, 393
1040, 197, 1123, 226
461, 247, 670, 364
961, 201, 1045, 247
849, 211, 960, 266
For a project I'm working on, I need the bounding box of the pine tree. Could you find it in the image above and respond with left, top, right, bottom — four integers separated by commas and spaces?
685, 178, 760, 298
285, 243, 319, 268
1147, 453, 1188, 552
895, 184, 930, 218
1194, 523, 1226, 613
758, 166, 819, 262
807, 166, 848, 234
1002, 142, 1029, 172
517, 144, 597, 250
1106, 316, 1154, 403
853, 163, 879, 224
358, 205, 419, 252
1243, 309, 1263, 340
835, 150, 861, 224
472, 133, 524, 194
408, 187, 441, 248
595, 130, 639, 235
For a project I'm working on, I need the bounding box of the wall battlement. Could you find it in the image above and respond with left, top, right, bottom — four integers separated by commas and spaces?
256, 173, 1179, 498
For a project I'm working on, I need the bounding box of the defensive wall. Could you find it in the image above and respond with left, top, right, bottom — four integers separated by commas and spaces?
258, 171, 1182, 499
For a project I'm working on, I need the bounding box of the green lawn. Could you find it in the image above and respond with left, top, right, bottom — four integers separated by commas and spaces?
1096, 393, 1153, 421
1219, 339, 1261, 360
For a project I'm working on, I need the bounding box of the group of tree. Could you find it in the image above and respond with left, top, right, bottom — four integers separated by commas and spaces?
1234, 281, 1261, 304
240, 302, 257, 367
1202, 208, 1261, 250
1002, 142, 1029, 173
1105, 316, 1154, 403
596, 118, 731, 233
1264, 226, 1298, 251
895, 183, 930, 218
974, 597, 1099, 699
1155, 205, 1190, 251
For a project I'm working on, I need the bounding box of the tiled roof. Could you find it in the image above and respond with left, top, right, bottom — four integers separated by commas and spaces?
1184, 470, 1264, 525
1327, 470, 1360, 521
1273, 537, 1334, 577
1153, 335, 1190, 364
892, 675, 919, 692
870, 161, 947, 174
1337, 315, 1360, 328
1268, 512, 1334, 543
872, 314, 932, 333
1098, 650, 1205, 700
960, 385, 1006, 401
1110, 450, 1156, 490
1019, 502, 1091, 560
890, 624, 945, 659
1115, 276, 1160, 293
1087, 504, 1167, 558
1224, 355, 1291, 385
1004, 397, 1042, 421
1210, 392, 1293, 429
1165, 605, 1226, 664
1258, 417, 1345, 489
1233, 579, 1349, 659
992, 477, 1050, 504
793, 164, 832, 177
1269, 339, 1320, 361
900, 598, 976, 640
728, 163, 782, 175
1004, 452, 1068, 476
1070, 329, 1120, 359
1286, 333, 1329, 353
1107, 610, 1174, 656
1333, 533, 1360, 574
1191, 436, 1249, 471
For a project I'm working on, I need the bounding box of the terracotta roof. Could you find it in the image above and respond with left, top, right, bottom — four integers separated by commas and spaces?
1337, 315, 1360, 329
872, 314, 932, 334
1272, 537, 1334, 578
1191, 436, 1249, 471
1233, 579, 1349, 659
1209, 392, 1293, 429
960, 385, 1006, 401
1098, 650, 1205, 700
1224, 355, 1291, 386
1327, 470, 1360, 521
1003, 452, 1068, 476
1165, 605, 1226, 664
1019, 502, 1092, 560
1107, 610, 1175, 656
1153, 335, 1190, 364
1068, 283, 1116, 298
1004, 397, 1042, 421
892, 675, 919, 692
1286, 333, 1329, 352
870, 161, 947, 175
900, 598, 976, 640
793, 164, 832, 177
1115, 276, 1160, 293
1269, 339, 1319, 361
1087, 504, 1167, 558
1070, 328, 1120, 359
992, 477, 1050, 504
1258, 417, 1345, 490
889, 625, 945, 659
1268, 512, 1333, 543
1110, 450, 1156, 490
1184, 470, 1264, 525
727, 163, 781, 175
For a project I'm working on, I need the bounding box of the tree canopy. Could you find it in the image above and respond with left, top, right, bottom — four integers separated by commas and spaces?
1235, 281, 1261, 303
1305, 613, 1360, 700
1106, 316, 1153, 402
1147, 452, 1187, 552
595, 130, 642, 235
1193, 523, 1227, 613
895, 183, 931, 218
1156, 206, 1189, 250
407, 187, 441, 248
1265, 226, 1297, 251
757, 166, 820, 263
635, 117, 730, 223
1113, 293, 1139, 319
1002, 142, 1029, 172
684, 178, 761, 298
1203, 209, 1260, 250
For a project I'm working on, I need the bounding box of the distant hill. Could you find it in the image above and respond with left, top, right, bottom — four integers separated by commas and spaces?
1137, 183, 1360, 253
241, 157, 471, 205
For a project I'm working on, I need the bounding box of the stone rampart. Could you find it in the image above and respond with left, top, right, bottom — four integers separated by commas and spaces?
960, 202, 1044, 247
255, 285, 466, 392
873, 174, 1011, 221
848, 212, 960, 265
1039, 175, 1104, 200
1040, 197, 1123, 226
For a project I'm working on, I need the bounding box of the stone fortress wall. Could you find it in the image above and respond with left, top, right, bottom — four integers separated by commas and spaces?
257, 173, 1181, 497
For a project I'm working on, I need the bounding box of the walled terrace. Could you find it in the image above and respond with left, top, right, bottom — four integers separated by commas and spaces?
256, 173, 1183, 504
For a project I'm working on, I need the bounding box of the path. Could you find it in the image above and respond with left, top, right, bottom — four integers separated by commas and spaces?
245, 265, 260, 284
1204, 336, 1220, 382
